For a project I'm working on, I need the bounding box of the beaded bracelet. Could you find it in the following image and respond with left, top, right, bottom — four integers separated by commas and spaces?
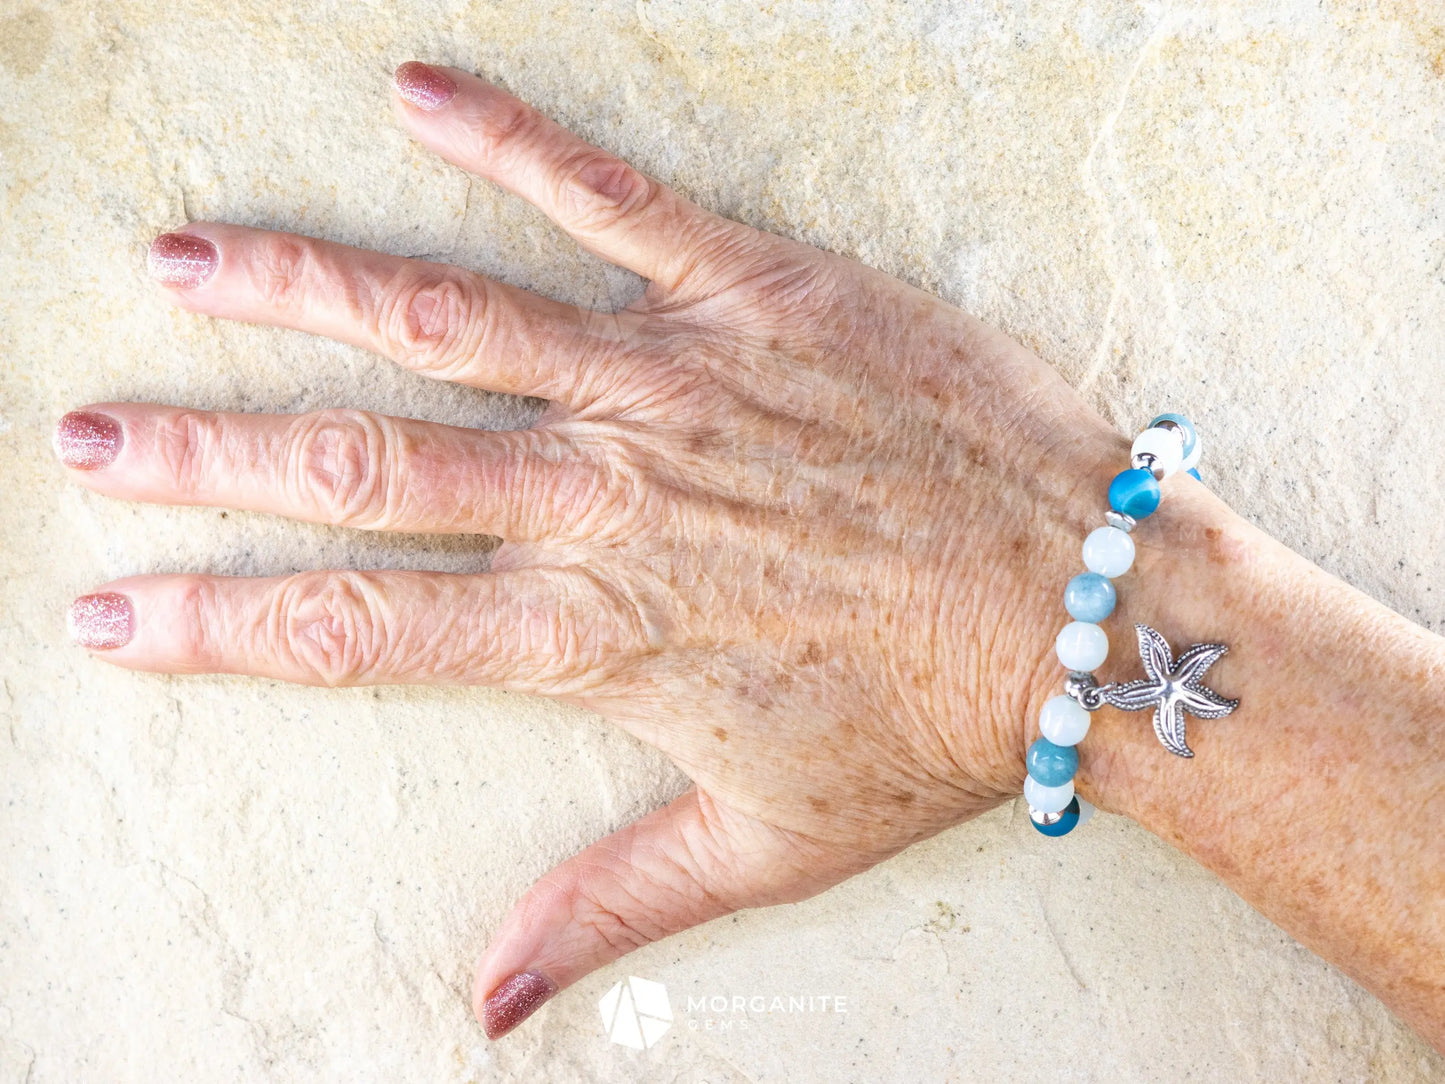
1026, 413, 1240, 837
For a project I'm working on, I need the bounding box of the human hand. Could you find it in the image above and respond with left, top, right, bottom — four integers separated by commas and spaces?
56, 62, 1201, 1039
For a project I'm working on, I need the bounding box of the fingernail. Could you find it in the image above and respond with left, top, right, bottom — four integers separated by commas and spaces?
55, 411, 122, 470
394, 62, 457, 111
482, 970, 557, 1040
148, 232, 218, 289
68, 593, 135, 650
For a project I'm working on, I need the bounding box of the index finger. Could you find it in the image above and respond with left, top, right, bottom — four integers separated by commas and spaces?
392, 62, 747, 294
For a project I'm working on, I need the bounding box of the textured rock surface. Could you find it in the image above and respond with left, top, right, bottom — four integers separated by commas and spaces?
3, 1, 1444, 1080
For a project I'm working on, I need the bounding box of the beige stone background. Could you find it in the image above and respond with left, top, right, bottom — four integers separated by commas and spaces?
2, 0, 1444, 1080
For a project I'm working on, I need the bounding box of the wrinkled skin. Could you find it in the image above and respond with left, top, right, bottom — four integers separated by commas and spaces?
61, 63, 1133, 1036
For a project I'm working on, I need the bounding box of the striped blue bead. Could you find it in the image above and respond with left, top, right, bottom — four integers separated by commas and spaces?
1064, 572, 1116, 623
1027, 737, 1078, 787
1108, 468, 1161, 519
1030, 797, 1081, 837
1149, 413, 1197, 461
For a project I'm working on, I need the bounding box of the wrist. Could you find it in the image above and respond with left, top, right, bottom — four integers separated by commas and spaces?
1007, 421, 1257, 832
1067, 480, 1260, 829
1000, 419, 1445, 1048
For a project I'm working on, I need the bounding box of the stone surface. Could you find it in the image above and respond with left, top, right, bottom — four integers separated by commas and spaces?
3, 1, 1444, 1080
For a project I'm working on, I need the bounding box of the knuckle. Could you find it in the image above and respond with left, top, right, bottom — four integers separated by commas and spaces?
152, 409, 217, 494
513, 587, 604, 678
576, 900, 655, 955
555, 569, 650, 680
250, 237, 312, 311
559, 152, 660, 234
734, 250, 845, 320
563, 849, 724, 955
175, 575, 225, 668
549, 601, 606, 674
582, 449, 664, 545
379, 272, 483, 376
521, 429, 659, 545
480, 566, 642, 694
560, 869, 660, 954
273, 570, 390, 686
287, 408, 396, 529
468, 94, 537, 167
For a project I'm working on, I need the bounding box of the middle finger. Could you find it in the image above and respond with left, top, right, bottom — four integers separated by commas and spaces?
146, 222, 623, 411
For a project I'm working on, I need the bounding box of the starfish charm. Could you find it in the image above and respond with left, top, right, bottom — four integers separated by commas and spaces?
1096, 624, 1240, 758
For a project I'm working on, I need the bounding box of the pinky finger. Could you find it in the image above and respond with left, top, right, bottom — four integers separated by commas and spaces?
65, 566, 641, 697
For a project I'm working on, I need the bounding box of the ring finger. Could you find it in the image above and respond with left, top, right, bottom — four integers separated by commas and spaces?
54, 402, 639, 544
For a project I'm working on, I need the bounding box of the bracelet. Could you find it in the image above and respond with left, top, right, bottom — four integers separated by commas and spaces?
1026, 413, 1241, 837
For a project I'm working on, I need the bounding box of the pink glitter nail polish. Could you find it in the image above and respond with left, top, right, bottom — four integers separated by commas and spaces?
147, 232, 218, 289
482, 971, 557, 1040
55, 411, 122, 470
67, 593, 135, 650
394, 62, 457, 111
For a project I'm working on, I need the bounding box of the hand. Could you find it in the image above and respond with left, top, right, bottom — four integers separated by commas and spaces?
58, 62, 1168, 1039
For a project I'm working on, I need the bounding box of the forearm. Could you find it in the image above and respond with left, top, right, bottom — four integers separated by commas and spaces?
1074, 477, 1445, 1049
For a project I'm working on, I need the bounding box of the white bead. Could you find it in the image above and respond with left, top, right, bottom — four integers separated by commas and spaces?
1074, 796, 1097, 828
1180, 430, 1203, 472
1082, 526, 1135, 577
1025, 775, 1074, 814
1039, 694, 1091, 746
1055, 621, 1108, 671
1132, 427, 1184, 477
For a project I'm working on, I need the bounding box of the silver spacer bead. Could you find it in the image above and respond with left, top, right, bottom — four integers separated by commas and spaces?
1104, 509, 1136, 533
1130, 450, 1165, 479
1028, 805, 1066, 828
1152, 418, 1188, 444
1064, 670, 1109, 711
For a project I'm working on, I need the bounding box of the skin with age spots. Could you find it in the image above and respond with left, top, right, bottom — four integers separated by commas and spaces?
53, 62, 1443, 1049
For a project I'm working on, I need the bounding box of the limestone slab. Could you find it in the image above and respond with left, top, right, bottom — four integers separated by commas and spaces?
2, 1, 1443, 1079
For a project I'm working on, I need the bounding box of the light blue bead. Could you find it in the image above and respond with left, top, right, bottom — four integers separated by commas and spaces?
1030, 796, 1081, 837
1148, 413, 1197, 460
1108, 468, 1161, 519
1027, 737, 1078, 787
1024, 774, 1074, 813
1039, 694, 1091, 746
1064, 572, 1116, 623
1082, 526, 1134, 577
1187, 467, 1202, 482
1056, 621, 1109, 670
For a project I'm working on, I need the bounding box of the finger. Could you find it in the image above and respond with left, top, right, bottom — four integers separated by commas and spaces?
471, 789, 857, 1041
65, 566, 641, 695
146, 222, 611, 408
55, 403, 624, 544
392, 62, 745, 293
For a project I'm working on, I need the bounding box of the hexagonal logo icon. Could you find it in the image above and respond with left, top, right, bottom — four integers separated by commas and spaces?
598, 976, 673, 1049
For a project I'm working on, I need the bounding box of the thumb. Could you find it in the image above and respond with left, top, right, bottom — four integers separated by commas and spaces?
472, 787, 860, 1040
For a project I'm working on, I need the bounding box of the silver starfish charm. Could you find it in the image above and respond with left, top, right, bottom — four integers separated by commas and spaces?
1071, 624, 1239, 758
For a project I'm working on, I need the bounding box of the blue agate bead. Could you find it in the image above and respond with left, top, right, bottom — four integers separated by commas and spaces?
1029, 796, 1081, 837
1027, 737, 1078, 787
1108, 467, 1161, 519
1064, 572, 1116, 623
1148, 412, 1198, 461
